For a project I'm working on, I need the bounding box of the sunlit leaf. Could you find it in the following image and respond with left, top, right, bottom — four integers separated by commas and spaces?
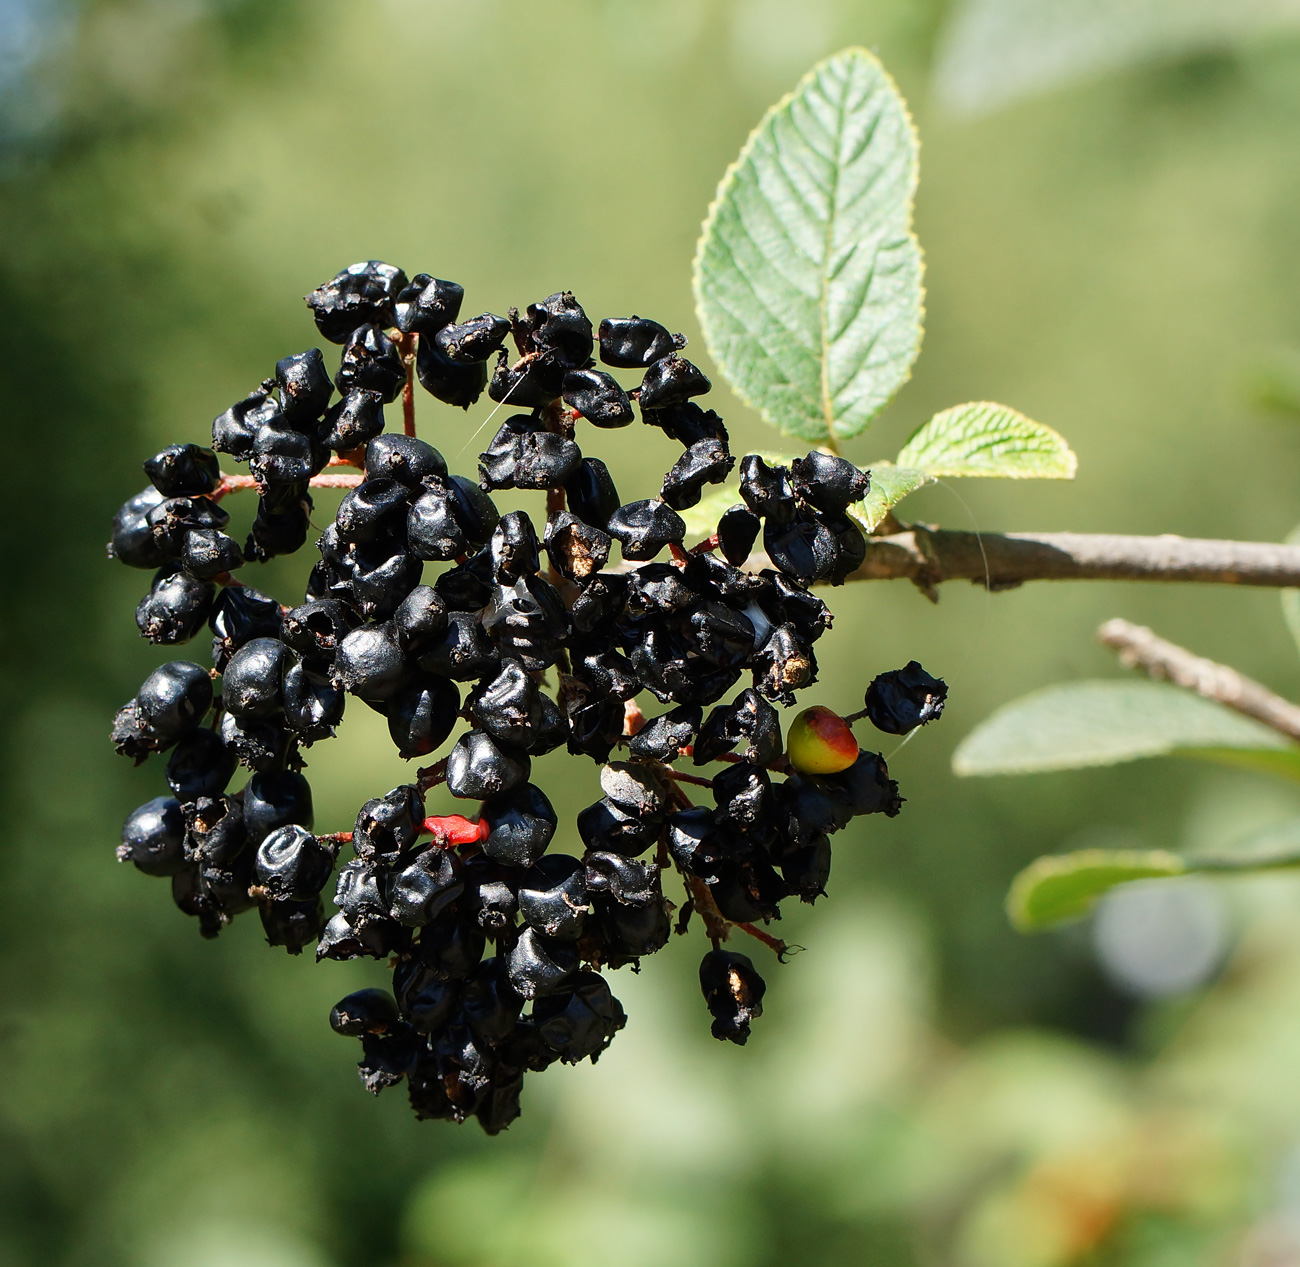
1007, 848, 1187, 931
694, 47, 923, 444
848, 462, 932, 532
953, 680, 1300, 777
895, 402, 1077, 480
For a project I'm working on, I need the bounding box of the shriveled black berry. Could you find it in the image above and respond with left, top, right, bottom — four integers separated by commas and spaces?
695, 689, 781, 764
517, 855, 586, 940
643, 400, 727, 447
394, 274, 463, 335
275, 349, 333, 425
222, 637, 291, 719
752, 623, 816, 703
507, 927, 578, 999
321, 389, 385, 451
243, 769, 314, 844
136, 570, 215, 645
109, 487, 169, 570
219, 712, 293, 772
209, 586, 283, 672
479, 414, 582, 492
386, 675, 460, 759
446, 730, 530, 800
821, 751, 903, 818
434, 312, 511, 364
144, 444, 221, 497
528, 291, 594, 367
790, 452, 870, 514
564, 458, 620, 529
584, 852, 659, 906
353, 785, 424, 864
461, 959, 525, 1046
246, 483, 313, 563
490, 511, 540, 583
637, 353, 710, 409
864, 661, 948, 734
390, 848, 464, 927
417, 338, 487, 409
544, 512, 610, 583
577, 798, 657, 857
739, 455, 796, 525
481, 783, 557, 868
699, 949, 765, 1044
598, 315, 680, 368
660, 439, 734, 511
281, 598, 355, 659
260, 897, 326, 955
118, 796, 189, 876
137, 660, 213, 743
180, 527, 245, 580
255, 825, 336, 902
628, 704, 700, 762
335, 477, 410, 544
337, 324, 406, 402
716, 505, 760, 567
306, 261, 408, 343
283, 661, 345, 742
166, 728, 237, 801
533, 972, 626, 1063
606, 499, 685, 561
331, 988, 401, 1036
562, 368, 633, 428
365, 434, 448, 488
334, 622, 410, 703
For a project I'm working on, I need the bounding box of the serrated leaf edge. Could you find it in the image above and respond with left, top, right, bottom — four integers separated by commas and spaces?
692, 46, 926, 446
896, 401, 1078, 479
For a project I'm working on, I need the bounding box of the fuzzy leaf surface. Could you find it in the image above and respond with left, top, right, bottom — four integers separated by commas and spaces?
694, 47, 923, 444
895, 402, 1077, 480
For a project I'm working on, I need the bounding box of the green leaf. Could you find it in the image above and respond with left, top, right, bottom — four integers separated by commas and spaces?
895, 402, 1077, 480
953, 680, 1300, 778
848, 462, 931, 533
693, 47, 923, 445
1007, 849, 1187, 932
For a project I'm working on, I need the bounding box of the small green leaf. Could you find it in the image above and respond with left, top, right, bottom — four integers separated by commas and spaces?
848, 462, 931, 532
1007, 849, 1187, 932
953, 680, 1300, 777
693, 47, 923, 444
895, 402, 1077, 480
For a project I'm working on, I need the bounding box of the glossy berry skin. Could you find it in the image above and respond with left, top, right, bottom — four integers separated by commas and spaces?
699, 950, 765, 1045
597, 316, 679, 368
118, 796, 189, 876
533, 972, 626, 1063
306, 260, 408, 343
255, 825, 336, 902
222, 637, 292, 719
434, 312, 511, 364
480, 783, 556, 867
334, 622, 410, 703
660, 439, 733, 511
389, 849, 464, 927
637, 353, 710, 410
394, 274, 463, 335
275, 349, 333, 425
321, 389, 384, 451
136, 660, 213, 743
564, 458, 620, 529
417, 339, 487, 409
353, 785, 424, 864
786, 706, 859, 774
517, 854, 586, 940
790, 451, 870, 514
330, 988, 401, 1036
243, 770, 314, 844
606, 499, 686, 561
507, 927, 578, 999
562, 369, 633, 428
864, 661, 948, 734
144, 444, 221, 497
209, 586, 283, 672
716, 505, 760, 567
136, 570, 214, 645
337, 325, 406, 402
166, 729, 237, 802
110, 487, 169, 570
445, 731, 530, 800
385, 676, 459, 759
478, 415, 581, 492
364, 434, 448, 488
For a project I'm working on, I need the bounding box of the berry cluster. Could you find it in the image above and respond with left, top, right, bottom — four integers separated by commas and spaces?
108, 261, 947, 1133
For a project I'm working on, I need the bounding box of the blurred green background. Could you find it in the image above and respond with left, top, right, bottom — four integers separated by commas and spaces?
8, 1, 1300, 1263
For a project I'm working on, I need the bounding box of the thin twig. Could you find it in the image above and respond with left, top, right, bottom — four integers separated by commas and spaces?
843, 527, 1300, 595
400, 332, 417, 437
1098, 617, 1300, 742
215, 471, 363, 498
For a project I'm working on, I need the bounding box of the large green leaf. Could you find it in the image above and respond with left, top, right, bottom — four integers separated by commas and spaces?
693, 47, 923, 445
1007, 849, 1187, 931
953, 680, 1300, 778
895, 403, 1077, 480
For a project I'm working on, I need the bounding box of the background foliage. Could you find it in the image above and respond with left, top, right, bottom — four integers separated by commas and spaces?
8, 1, 1300, 1263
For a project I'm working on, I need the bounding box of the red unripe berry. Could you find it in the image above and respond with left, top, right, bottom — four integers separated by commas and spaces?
785, 706, 859, 774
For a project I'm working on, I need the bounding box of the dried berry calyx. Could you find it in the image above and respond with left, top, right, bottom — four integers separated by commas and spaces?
106, 261, 946, 1135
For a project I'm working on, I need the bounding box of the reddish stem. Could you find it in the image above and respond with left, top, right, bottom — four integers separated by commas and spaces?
214, 471, 362, 500
320, 831, 354, 846
732, 921, 797, 961
662, 768, 713, 789
416, 757, 449, 792
421, 814, 489, 846
691, 534, 720, 555
401, 332, 418, 437
622, 699, 646, 738
668, 543, 690, 567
